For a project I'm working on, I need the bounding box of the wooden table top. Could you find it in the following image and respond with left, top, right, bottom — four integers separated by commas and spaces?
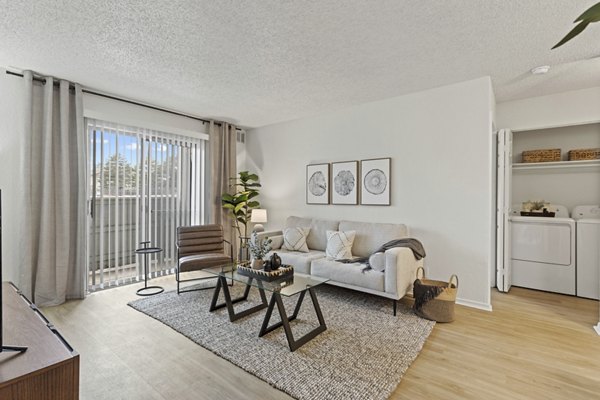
0, 282, 77, 387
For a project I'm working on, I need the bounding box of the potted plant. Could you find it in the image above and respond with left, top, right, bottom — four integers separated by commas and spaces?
221, 171, 262, 261
248, 232, 272, 269
553, 3, 600, 49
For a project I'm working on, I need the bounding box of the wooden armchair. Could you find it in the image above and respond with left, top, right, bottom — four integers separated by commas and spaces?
176, 224, 233, 294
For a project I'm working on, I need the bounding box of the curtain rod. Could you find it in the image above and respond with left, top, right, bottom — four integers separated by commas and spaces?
5, 70, 240, 130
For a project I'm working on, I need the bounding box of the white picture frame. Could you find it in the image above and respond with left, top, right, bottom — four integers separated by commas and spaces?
331, 161, 358, 205
306, 163, 330, 204
360, 158, 391, 206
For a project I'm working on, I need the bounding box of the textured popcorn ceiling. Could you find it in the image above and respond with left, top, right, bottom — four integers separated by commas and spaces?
1, 1, 600, 128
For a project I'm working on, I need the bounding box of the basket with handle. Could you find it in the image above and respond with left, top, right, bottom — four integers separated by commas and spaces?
413, 267, 458, 322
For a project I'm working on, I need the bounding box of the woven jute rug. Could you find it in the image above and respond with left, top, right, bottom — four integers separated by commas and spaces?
129, 282, 434, 400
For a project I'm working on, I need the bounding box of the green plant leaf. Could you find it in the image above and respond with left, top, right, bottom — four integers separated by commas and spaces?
222, 203, 235, 210
247, 201, 260, 208
234, 203, 246, 213
575, 2, 600, 22
247, 173, 259, 181
552, 20, 590, 49
221, 193, 234, 201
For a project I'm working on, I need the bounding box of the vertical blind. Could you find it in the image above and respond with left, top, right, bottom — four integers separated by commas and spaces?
86, 118, 206, 291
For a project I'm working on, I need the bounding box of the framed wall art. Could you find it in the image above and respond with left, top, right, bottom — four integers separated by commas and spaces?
331, 161, 358, 205
306, 163, 330, 204
360, 158, 391, 205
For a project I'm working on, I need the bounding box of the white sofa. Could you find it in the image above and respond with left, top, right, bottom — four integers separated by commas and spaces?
260, 216, 423, 314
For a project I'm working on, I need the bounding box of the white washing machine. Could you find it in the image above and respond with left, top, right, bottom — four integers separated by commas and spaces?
510, 205, 576, 295
573, 205, 600, 300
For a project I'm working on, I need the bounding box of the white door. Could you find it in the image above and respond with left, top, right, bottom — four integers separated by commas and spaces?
496, 129, 513, 292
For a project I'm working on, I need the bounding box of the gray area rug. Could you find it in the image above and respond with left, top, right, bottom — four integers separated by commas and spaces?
129, 282, 435, 400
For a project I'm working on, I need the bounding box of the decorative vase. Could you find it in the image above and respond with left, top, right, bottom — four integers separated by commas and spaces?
269, 253, 282, 270
251, 258, 264, 270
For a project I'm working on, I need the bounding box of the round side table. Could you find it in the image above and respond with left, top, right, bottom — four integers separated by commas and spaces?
135, 241, 164, 296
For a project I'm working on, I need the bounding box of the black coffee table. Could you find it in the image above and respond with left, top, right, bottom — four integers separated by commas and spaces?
205, 264, 329, 352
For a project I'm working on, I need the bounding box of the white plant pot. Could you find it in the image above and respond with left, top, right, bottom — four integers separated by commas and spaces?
251, 259, 264, 270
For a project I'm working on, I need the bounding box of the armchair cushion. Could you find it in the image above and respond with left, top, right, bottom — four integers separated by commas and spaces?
178, 253, 232, 272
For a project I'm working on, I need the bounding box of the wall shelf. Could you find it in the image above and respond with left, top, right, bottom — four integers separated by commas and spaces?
512, 159, 600, 171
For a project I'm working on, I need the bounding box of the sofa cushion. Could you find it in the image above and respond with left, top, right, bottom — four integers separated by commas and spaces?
368, 252, 386, 272
311, 258, 384, 292
282, 227, 310, 252
286, 216, 339, 251
339, 221, 408, 257
267, 249, 326, 274
325, 230, 356, 260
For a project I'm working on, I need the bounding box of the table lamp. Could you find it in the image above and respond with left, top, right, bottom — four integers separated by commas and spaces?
251, 209, 267, 232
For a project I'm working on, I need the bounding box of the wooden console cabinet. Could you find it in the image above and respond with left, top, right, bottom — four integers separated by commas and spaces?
0, 282, 79, 399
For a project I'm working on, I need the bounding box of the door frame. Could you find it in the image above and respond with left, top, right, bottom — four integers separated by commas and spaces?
496, 129, 512, 292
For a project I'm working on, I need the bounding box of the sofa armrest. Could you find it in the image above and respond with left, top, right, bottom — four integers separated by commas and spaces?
384, 247, 424, 299
257, 230, 283, 250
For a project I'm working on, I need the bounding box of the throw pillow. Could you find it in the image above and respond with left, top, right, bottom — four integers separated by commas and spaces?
368, 252, 386, 272
282, 227, 310, 253
326, 230, 356, 260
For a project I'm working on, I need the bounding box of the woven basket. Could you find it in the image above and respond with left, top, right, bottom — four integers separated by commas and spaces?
522, 149, 561, 163
568, 148, 600, 161
413, 267, 458, 323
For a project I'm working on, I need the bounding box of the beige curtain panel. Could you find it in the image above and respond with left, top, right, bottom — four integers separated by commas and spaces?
208, 121, 237, 257
19, 71, 87, 306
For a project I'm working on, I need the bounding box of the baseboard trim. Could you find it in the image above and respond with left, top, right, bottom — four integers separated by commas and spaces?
456, 297, 493, 312
594, 323, 600, 336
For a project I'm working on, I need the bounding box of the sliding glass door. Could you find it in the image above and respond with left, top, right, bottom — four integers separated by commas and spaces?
86, 119, 205, 291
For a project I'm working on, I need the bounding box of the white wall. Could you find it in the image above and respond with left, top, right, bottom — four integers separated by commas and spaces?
497, 86, 600, 131
246, 77, 495, 309
0, 69, 26, 282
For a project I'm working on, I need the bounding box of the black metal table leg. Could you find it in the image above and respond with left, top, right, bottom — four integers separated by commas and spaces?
259, 287, 327, 352
209, 276, 268, 322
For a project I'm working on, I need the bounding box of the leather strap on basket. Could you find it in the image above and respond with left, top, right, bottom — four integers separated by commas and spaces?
416, 266, 425, 280
449, 274, 459, 288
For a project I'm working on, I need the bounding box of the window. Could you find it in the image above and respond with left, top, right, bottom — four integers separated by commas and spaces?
86, 119, 205, 291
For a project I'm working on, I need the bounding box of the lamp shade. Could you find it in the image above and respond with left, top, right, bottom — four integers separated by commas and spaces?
251, 209, 267, 223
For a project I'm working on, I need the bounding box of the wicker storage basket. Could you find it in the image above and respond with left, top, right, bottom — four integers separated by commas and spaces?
568, 148, 600, 161
413, 267, 458, 323
522, 149, 561, 163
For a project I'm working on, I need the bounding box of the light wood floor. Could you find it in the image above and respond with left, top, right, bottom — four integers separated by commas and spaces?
42, 278, 600, 400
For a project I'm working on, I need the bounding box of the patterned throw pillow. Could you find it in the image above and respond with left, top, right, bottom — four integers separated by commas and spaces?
282, 227, 310, 253
326, 230, 356, 260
